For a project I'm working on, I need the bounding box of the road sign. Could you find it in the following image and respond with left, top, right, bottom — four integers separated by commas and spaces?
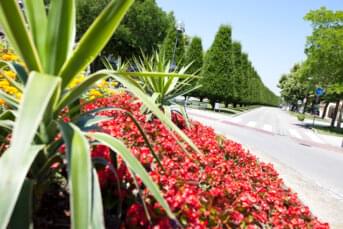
315, 87, 325, 96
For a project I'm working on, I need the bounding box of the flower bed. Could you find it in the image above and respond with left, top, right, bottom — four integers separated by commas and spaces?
84, 93, 328, 228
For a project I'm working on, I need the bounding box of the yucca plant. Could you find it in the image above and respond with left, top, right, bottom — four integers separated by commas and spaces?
103, 50, 200, 123
0, 0, 201, 228
131, 50, 200, 107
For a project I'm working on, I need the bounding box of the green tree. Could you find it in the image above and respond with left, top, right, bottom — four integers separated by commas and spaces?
278, 64, 308, 111
304, 7, 343, 126
232, 41, 243, 106
201, 25, 234, 108
184, 36, 203, 97
240, 52, 250, 104
185, 36, 203, 74
76, 0, 171, 59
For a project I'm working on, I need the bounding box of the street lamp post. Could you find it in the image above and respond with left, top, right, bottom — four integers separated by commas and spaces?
171, 21, 185, 71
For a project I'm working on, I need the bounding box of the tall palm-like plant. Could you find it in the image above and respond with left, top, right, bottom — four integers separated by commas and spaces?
0, 0, 200, 228
103, 50, 201, 123
131, 50, 200, 107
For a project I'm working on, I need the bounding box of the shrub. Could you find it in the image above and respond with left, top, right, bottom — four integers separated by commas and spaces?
297, 113, 305, 121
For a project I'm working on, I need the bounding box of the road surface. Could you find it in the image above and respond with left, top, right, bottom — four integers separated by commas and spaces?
187, 106, 343, 228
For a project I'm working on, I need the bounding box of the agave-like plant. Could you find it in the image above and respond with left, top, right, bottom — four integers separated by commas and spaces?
0, 0, 201, 228
131, 50, 200, 107
103, 50, 201, 124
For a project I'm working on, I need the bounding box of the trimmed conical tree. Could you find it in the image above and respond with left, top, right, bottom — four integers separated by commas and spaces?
201, 25, 234, 109
240, 52, 250, 104
185, 36, 203, 74
185, 36, 204, 98
232, 41, 243, 106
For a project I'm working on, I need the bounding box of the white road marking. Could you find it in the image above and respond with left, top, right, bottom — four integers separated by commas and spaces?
246, 121, 256, 128
289, 129, 303, 139
231, 117, 242, 123
304, 131, 324, 144
263, 124, 273, 132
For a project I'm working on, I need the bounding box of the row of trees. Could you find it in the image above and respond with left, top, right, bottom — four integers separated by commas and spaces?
278, 7, 343, 127
182, 26, 279, 107
77, 0, 279, 107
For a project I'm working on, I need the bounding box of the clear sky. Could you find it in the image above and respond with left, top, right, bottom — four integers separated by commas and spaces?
156, 0, 343, 95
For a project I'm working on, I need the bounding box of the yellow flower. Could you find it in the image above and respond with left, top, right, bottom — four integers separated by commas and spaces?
0, 98, 5, 106
67, 75, 85, 89
1, 53, 17, 61
1, 70, 16, 80
88, 89, 102, 97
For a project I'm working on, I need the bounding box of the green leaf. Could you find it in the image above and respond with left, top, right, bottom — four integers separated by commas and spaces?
59, 122, 92, 229
0, 90, 19, 108
0, 0, 42, 71
91, 169, 105, 229
0, 110, 16, 121
11, 62, 29, 85
178, 105, 191, 128
45, 0, 75, 74
56, 71, 108, 113
60, 0, 134, 89
0, 145, 43, 229
111, 73, 202, 155
8, 179, 34, 229
23, 0, 48, 63
118, 71, 199, 79
0, 67, 23, 91
88, 132, 176, 220
75, 106, 164, 170
0, 120, 14, 130
164, 84, 201, 101
163, 105, 172, 120
77, 116, 113, 131
10, 72, 60, 156
0, 72, 59, 228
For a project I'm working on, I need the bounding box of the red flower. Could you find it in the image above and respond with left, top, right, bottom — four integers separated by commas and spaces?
79, 93, 330, 228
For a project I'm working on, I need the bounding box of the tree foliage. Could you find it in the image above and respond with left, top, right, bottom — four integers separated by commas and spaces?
184, 36, 203, 97
185, 36, 203, 74
76, 0, 171, 59
200, 25, 234, 106
198, 25, 278, 107
280, 7, 343, 126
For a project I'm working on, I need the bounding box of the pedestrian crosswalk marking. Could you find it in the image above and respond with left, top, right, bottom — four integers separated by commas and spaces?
231, 118, 242, 123
304, 131, 324, 144
247, 121, 256, 127
263, 124, 273, 132
289, 129, 302, 139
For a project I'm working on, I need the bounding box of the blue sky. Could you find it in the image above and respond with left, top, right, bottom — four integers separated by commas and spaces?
156, 0, 343, 95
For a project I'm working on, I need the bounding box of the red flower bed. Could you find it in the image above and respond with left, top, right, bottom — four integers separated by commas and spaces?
85, 93, 329, 228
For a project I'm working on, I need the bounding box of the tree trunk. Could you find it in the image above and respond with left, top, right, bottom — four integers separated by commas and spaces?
210, 100, 215, 110
321, 101, 330, 119
336, 101, 343, 128
330, 100, 340, 127
233, 103, 237, 108
302, 96, 308, 114
199, 97, 203, 102
224, 101, 229, 108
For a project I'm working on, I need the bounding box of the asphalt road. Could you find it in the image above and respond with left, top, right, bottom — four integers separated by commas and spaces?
187, 107, 343, 228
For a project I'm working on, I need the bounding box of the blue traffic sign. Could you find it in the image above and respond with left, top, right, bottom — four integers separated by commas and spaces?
315, 87, 325, 96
